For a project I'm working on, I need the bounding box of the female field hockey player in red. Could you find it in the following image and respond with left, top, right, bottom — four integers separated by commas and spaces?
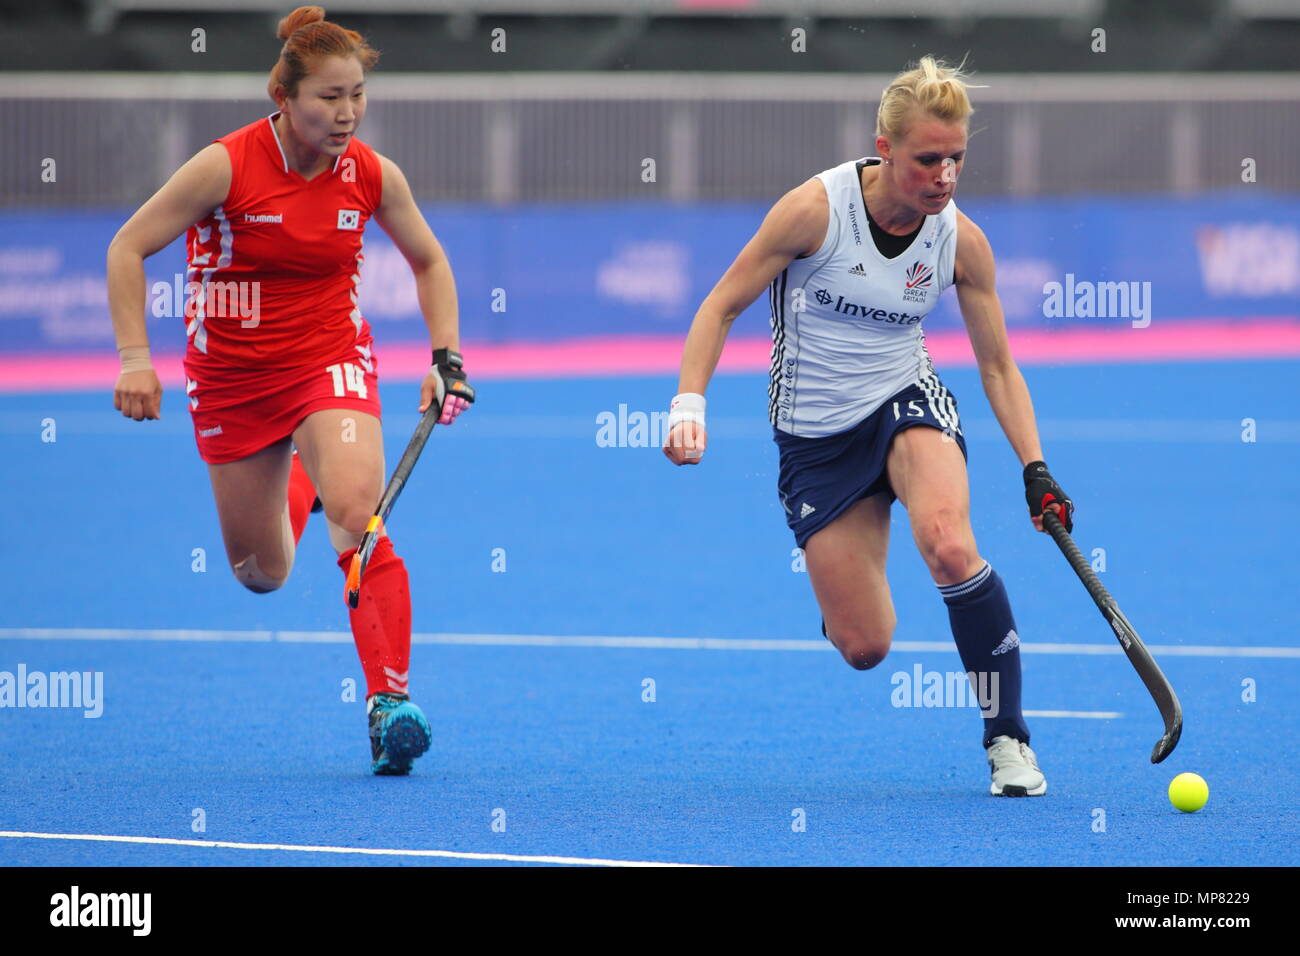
663, 57, 1073, 796
107, 6, 471, 775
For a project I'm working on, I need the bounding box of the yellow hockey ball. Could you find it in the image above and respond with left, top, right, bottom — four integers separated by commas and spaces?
1168, 772, 1209, 812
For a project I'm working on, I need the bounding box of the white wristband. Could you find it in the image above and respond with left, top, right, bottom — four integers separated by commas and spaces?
668, 392, 706, 431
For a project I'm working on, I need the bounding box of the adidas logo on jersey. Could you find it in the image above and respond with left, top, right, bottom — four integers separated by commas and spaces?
847, 263, 867, 278
799, 502, 816, 518
992, 629, 1020, 656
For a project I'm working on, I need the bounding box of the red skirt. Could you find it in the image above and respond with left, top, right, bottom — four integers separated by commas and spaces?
185, 338, 383, 464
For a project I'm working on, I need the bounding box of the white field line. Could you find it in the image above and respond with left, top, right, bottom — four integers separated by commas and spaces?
0, 831, 707, 867
1, 628, 1298, 658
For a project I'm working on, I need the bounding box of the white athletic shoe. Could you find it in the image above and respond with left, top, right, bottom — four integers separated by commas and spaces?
986, 735, 1047, 797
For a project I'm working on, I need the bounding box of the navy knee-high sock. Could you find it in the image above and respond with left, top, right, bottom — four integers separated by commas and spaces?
939, 562, 1030, 748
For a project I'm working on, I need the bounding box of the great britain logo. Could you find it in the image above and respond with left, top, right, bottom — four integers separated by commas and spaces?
905, 261, 933, 289
903, 260, 933, 303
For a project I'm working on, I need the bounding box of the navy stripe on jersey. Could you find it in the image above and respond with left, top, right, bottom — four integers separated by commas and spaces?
916, 337, 960, 434
767, 268, 788, 427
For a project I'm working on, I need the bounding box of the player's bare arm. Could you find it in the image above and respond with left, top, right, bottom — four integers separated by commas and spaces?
106, 143, 231, 421
953, 209, 1069, 532
373, 152, 462, 416
664, 178, 828, 465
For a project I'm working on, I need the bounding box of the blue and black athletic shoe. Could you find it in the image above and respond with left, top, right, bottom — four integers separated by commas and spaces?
367, 692, 432, 776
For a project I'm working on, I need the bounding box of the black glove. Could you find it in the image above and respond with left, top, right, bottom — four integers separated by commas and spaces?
1023, 460, 1074, 532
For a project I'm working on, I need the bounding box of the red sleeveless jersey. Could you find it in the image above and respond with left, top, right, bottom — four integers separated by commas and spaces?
183, 112, 383, 370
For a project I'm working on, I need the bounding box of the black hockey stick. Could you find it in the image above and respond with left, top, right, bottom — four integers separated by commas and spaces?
345, 351, 475, 608
1042, 511, 1182, 763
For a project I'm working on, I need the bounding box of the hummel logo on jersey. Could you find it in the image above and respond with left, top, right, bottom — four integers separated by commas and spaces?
992, 629, 1020, 656
799, 502, 816, 519
244, 213, 282, 224
337, 209, 360, 230
198, 424, 224, 438
847, 263, 867, 278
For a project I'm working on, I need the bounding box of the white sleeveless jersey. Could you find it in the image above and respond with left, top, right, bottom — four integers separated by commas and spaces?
767, 157, 960, 437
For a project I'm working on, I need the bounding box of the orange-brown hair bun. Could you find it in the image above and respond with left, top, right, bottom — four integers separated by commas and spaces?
277, 5, 325, 40
267, 5, 380, 103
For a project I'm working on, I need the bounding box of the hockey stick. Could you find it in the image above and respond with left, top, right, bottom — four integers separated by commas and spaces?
344, 351, 475, 608
1042, 510, 1182, 763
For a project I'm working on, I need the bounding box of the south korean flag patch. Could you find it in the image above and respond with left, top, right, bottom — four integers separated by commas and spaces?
337, 209, 360, 230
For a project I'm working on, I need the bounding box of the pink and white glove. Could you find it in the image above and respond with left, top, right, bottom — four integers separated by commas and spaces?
439, 393, 471, 425
422, 347, 476, 424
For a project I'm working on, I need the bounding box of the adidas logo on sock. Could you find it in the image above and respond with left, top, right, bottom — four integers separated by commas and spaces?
847, 263, 867, 277
799, 502, 816, 518
992, 629, 1020, 656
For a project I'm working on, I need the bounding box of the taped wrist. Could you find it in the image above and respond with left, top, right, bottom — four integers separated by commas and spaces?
119, 346, 153, 374
668, 392, 706, 431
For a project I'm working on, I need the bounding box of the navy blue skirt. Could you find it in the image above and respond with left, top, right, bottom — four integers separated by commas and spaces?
774, 380, 968, 549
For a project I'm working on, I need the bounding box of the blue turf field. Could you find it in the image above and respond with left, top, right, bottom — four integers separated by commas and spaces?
1, 359, 1297, 866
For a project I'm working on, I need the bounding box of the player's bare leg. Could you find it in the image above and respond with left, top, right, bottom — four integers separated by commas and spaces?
885, 426, 982, 586
207, 437, 296, 593
292, 408, 429, 775
804, 493, 896, 671
887, 425, 1045, 796
291, 408, 386, 555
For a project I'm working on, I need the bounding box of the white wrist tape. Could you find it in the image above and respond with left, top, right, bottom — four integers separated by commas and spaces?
667, 392, 706, 431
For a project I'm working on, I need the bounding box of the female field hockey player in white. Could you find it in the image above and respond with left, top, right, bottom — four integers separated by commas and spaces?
663, 57, 1073, 796
108, 5, 471, 775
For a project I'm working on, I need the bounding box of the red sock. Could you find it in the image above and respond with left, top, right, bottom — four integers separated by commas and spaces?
382, 540, 413, 687
287, 454, 317, 545
336, 536, 411, 698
